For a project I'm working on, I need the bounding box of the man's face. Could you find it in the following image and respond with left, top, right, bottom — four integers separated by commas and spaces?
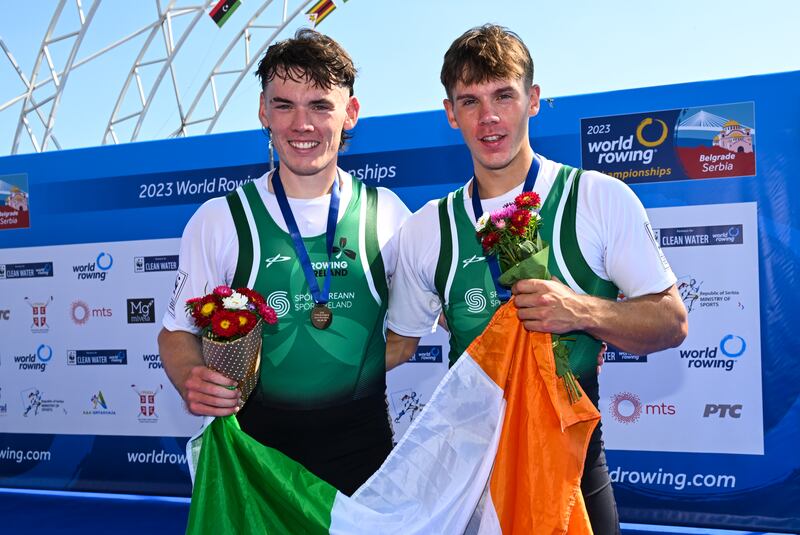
259, 73, 359, 179
444, 77, 540, 176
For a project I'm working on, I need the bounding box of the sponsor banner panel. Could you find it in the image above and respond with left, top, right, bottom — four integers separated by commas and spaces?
601, 202, 762, 455
386, 326, 449, 439
0, 433, 191, 495
0, 238, 202, 438
0, 173, 30, 230
581, 101, 756, 184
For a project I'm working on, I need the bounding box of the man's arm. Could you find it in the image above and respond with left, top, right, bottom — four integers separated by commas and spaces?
386, 330, 421, 371
511, 279, 688, 355
157, 328, 241, 416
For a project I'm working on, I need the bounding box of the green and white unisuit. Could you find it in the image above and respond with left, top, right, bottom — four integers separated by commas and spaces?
226, 178, 388, 408
388, 155, 675, 383
164, 169, 411, 409
434, 165, 618, 378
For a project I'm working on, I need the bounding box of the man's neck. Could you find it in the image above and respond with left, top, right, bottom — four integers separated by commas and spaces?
472, 146, 535, 199
270, 164, 339, 199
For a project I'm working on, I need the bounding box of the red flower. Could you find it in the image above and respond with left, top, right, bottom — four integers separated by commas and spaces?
235, 310, 258, 335
510, 209, 532, 230
213, 285, 233, 297
211, 310, 239, 338
192, 295, 221, 328
515, 191, 541, 209
236, 287, 266, 305
258, 303, 278, 325
481, 231, 500, 253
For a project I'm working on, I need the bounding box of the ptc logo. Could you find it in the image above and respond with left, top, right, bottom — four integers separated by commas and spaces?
703, 403, 742, 418
464, 288, 487, 313
0, 309, 9, 320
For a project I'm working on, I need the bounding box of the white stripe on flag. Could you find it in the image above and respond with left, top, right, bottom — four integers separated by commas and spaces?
329, 352, 505, 534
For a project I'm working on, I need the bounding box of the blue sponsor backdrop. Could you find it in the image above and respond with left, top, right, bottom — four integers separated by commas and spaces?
1, 71, 798, 530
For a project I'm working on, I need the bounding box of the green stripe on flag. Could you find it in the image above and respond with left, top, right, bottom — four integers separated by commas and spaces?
214, 0, 241, 27
187, 415, 338, 534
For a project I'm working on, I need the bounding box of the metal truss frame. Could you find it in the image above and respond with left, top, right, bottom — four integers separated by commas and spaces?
1, 0, 314, 154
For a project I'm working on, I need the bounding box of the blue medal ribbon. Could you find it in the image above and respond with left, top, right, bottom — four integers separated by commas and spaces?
271, 168, 340, 307
470, 154, 541, 302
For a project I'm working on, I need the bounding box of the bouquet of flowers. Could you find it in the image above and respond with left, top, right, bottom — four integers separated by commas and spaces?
185, 286, 278, 403
475, 192, 581, 403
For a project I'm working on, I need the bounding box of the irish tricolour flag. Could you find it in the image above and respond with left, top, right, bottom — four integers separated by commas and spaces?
186, 303, 600, 534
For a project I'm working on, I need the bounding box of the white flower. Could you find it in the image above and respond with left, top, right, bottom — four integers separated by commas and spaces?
222, 292, 249, 310
475, 212, 490, 232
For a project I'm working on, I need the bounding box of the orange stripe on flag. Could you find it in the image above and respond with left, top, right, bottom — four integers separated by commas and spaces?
466, 301, 600, 534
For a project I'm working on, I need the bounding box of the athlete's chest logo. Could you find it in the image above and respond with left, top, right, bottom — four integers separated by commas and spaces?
332, 237, 357, 261
264, 253, 291, 268
461, 254, 486, 269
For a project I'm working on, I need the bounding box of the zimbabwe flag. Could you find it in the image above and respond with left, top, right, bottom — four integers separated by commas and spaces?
306, 0, 337, 26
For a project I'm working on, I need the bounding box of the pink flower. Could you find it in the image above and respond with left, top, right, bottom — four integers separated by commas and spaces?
490, 204, 515, 225
258, 303, 278, 325
213, 285, 233, 297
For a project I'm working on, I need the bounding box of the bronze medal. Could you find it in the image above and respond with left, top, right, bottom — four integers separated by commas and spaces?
310, 304, 333, 330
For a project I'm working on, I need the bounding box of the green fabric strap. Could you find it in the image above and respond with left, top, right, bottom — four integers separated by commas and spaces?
540, 165, 619, 379
187, 415, 337, 534
365, 185, 388, 302
433, 193, 453, 301
558, 170, 618, 298
227, 187, 254, 289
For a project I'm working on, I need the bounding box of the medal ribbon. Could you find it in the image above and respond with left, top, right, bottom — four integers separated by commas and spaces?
271, 169, 340, 307
470, 153, 541, 302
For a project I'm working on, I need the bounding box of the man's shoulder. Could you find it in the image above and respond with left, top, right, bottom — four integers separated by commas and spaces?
576, 167, 641, 206
402, 198, 443, 232
190, 194, 234, 223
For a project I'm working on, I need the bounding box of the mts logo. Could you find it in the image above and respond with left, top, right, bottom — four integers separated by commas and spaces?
703, 403, 742, 418
645, 403, 676, 416
0, 310, 9, 320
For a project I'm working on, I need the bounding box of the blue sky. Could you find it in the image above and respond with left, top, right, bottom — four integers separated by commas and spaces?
1, 0, 798, 156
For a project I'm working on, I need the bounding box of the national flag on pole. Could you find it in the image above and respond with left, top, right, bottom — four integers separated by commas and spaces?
186, 302, 600, 534
306, 0, 337, 26
209, 0, 241, 28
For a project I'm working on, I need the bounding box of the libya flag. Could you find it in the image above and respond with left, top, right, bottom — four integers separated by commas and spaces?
209, 0, 241, 27
186, 302, 600, 534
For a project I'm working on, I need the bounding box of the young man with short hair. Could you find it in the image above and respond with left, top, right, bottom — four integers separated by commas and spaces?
386, 24, 688, 534
159, 29, 410, 495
